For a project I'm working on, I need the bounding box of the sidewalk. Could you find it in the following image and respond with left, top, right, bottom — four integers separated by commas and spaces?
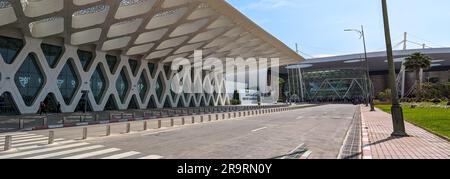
360, 106, 449, 159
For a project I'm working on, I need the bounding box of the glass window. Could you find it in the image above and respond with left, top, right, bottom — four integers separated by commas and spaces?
156, 75, 164, 101
106, 55, 117, 74
164, 65, 171, 78
138, 72, 148, 100
0, 92, 19, 115
57, 59, 79, 105
90, 65, 106, 104
105, 94, 118, 111
15, 53, 44, 106
77, 50, 93, 71
128, 95, 139, 109
148, 63, 156, 77
0, 36, 24, 64
41, 43, 63, 68
116, 68, 129, 103
129, 59, 138, 76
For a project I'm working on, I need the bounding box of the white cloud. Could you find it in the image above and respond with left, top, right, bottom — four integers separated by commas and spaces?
247, 0, 298, 10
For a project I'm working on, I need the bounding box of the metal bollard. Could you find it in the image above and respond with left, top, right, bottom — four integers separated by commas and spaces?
126, 123, 131, 133
158, 120, 162, 128
4, 135, 12, 151
200, 116, 204, 123
191, 116, 195, 124
208, 115, 211, 122
222, 113, 225, 120
48, 131, 54, 144
143, 121, 148, 131
106, 125, 111, 136
182, 118, 185, 125
82, 127, 88, 140
216, 114, 219, 121
170, 119, 174, 127
234, 112, 236, 118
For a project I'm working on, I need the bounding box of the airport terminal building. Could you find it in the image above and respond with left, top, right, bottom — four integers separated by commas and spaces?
286, 48, 450, 102
0, 0, 303, 114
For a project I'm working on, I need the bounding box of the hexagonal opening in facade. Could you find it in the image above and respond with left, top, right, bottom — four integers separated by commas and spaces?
116, 67, 130, 104
90, 63, 107, 105
57, 58, 80, 105
41, 43, 63, 68
0, 35, 24, 64
15, 53, 45, 106
138, 70, 149, 102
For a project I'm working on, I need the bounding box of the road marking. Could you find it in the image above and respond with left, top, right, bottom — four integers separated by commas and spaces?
0, 139, 65, 148
141, 128, 178, 136
62, 148, 121, 159
0, 143, 90, 159
101, 151, 141, 159
1, 137, 49, 144
0, 134, 40, 140
139, 155, 163, 159
12, 140, 78, 151
0, 133, 32, 137
251, 127, 268, 132
25, 145, 105, 159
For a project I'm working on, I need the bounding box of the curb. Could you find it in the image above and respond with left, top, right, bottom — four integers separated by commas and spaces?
360, 106, 373, 159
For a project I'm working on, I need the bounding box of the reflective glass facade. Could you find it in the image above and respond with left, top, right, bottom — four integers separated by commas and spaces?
57, 59, 79, 105
156, 75, 164, 101
0, 36, 23, 64
129, 59, 138, 75
288, 68, 368, 102
116, 68, 129, 103
148, 63, 156, 77
15, 53, 44, 106
41, 43, 63, 68
106, 55, 117, 74
77, 50, 93, 71
138, 72, 148, 100
90, 65, 106, 104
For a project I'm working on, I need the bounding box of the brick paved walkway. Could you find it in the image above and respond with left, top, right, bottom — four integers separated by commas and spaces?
361, 106, 450, 159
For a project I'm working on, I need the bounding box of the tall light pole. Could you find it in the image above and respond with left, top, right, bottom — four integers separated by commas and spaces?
381, 0, 407, 137
345, 26, 375, 111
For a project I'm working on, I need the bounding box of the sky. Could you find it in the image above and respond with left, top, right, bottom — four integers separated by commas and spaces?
226, 0, 450, 58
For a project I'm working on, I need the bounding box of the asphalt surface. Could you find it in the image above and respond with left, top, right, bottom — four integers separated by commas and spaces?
1, 104, 357, 159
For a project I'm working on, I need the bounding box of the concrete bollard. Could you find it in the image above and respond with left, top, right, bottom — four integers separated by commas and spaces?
126, 123, 131, 133
208, 115, 211, 122
158, 120, 162, 129
143, 121, 148, 131
222, 113, 225, 120
82, 127, 88, 140
19, 119, 24, 129
170, 119, 174, 127
48, 131, 54, 145
228, 113, 231, 119
234, 112, 236, 118
106, 125, 111, 136
216, 114, 219, 121
4, 135, 12, 151
191, 116, 195, 124
182, 118, 185, 125
200, 116, 204, 123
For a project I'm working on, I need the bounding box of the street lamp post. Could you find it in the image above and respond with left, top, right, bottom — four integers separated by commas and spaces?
345, 26, 375, 111
381, 0, 408, 137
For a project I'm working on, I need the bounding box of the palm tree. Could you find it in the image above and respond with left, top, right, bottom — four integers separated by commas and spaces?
404, 52, 432, 93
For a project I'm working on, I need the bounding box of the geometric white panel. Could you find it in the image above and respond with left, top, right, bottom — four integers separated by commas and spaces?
72, 5, 110, 29
207, 16, 233, 29
174, 42, 205, 54
188, 28, 227, 43
187, 8, 216, 20
102, 36, 131, 51
29, 17, 64, 38
146, 7, 188, 30
21, 0, 63, 18
156, 36, 189, 50
126, 43, 154, 56
71, 28, 102, 45
223, 27, 245, 37
146, 48, 173, 59
169, 18, 210, 37
162, 53, 190, 63
134, 28, 168, 44
0, 3, 17, 26
107, 18, 143, 38
161, 0, 192, 8
73, 0, 101, 6
115, 0, 157, 19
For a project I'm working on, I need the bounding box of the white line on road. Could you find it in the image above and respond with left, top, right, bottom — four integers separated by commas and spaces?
101, 151, 141, 159
139, 155, 163, 159
62, 148, 121, 159
251, 127, 268, 132
0, 134, 40, 140
0, 139, 65, 148
12, 140, 77, 151
25, 145, 105, 159
1, 137, 49, 144
0, 142, 90, 159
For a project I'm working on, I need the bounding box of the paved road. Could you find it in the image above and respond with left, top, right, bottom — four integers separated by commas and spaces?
0, 104, 357, 159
